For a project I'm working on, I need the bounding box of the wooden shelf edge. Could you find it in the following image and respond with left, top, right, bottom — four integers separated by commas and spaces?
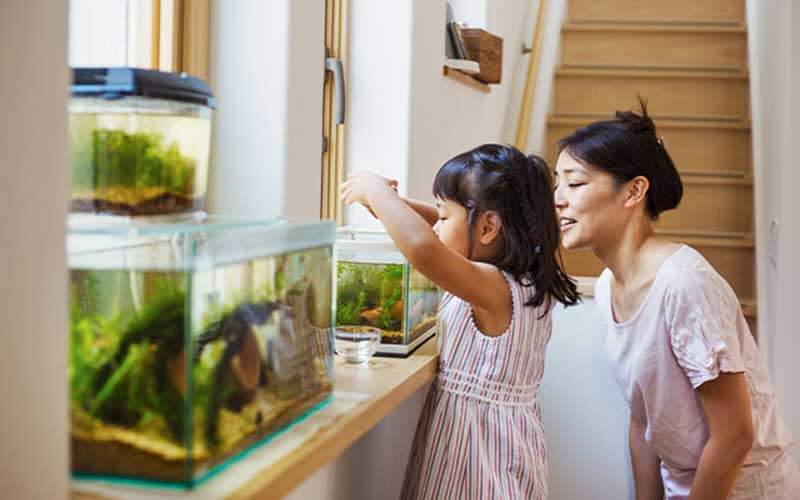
443, 66, 491, 93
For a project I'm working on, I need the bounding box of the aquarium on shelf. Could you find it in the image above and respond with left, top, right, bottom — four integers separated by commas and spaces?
69, 67, 214, 217
336, 227, 439, 357
68, 216, 335, 488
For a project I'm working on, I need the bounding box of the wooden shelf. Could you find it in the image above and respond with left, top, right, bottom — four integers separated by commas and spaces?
71, 339, 439, 499
443, 66, 490, 93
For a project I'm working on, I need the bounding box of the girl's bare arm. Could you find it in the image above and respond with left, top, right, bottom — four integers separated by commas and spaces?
342, 173, 510, 334
401, 197, 438, 226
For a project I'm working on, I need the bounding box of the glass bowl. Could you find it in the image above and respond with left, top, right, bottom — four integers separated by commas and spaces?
334, 327, 381, 364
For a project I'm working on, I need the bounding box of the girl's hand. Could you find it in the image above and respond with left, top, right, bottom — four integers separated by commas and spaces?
341, 172, 398, 212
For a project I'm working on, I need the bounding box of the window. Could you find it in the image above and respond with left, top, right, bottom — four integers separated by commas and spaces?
68, 0, 209, 79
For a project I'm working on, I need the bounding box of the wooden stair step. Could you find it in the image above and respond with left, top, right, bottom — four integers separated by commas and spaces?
658, 178, 753, 233
568, 0, 745, 25
545, 116, 752, 175
554, 67, 750, 123
561, 231, 755, 298
562, 23, 748, 69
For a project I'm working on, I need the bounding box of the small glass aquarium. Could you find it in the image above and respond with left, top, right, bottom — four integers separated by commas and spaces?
68, 216, 334, 488
336, 227, 439, 357
69, 67, 214, 217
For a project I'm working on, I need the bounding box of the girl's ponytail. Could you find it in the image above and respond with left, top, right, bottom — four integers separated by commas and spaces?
433, 144, 580, 310
520, 155, 580, 310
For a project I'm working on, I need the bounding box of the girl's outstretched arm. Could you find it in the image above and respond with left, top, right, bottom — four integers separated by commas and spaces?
356, 175, 438, 226
342, 172, 511, 335
401, 197, 438, 226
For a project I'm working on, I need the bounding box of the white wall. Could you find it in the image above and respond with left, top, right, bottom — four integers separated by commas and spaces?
0, 1, 70, 498
542, 301, 633, 500
747, 0, 800, 462
406, 0, 533, 201
344, 0, 534, 223
208, 0, 325, 220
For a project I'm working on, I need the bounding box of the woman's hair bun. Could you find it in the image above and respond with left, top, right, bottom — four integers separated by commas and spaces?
614, 95, 657, 136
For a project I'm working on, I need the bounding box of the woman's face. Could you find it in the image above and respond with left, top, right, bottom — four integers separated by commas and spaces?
553, 150, 628, 251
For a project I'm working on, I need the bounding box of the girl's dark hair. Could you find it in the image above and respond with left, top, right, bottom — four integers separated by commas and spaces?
433, 143, 579, 310
558, 97, 683, 219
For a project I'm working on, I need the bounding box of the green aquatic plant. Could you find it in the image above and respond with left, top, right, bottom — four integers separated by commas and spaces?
87, 281, 188, 440
336, 262, 404, 331
70, 128, 196, 196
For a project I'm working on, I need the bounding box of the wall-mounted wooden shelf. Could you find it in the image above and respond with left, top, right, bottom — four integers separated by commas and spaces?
443, 66, 490, 93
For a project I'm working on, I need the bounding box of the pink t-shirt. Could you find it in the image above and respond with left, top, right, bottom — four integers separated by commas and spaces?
595, 245, 800, 499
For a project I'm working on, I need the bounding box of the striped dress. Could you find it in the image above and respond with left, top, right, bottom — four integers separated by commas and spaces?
400, 271, 552, 500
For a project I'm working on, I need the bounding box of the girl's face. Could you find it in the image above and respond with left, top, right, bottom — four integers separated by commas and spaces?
553, 150, 628, 251
433, 197, 471, 258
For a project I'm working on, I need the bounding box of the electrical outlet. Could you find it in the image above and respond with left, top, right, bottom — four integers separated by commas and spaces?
768, 219, 779, 266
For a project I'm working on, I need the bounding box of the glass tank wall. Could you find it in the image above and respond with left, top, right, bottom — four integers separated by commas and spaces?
336, 228, 439, 356
68, 217, 334, 487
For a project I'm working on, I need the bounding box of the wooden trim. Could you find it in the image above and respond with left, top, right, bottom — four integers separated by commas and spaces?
169, 0, 183, 71
442, 66, 490, 93
574, 276, 597, 297
555, 66, 749, 80
563, 22, 747, 33
569, 19, 744, 28
321, 0, 349, 223
514, 0, 548, 151
181, 0, 210, 79
149, 0, 209, 78
548, 115, 752, 129
151, 0, 161, 68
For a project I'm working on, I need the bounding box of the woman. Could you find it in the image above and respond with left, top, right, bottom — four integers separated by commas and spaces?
553, 101, 800, 499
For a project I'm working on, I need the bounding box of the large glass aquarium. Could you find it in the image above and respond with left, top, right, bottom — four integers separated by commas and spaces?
69, 68, 214, 217
68, 217, 334, 487
336, 228, 439, 357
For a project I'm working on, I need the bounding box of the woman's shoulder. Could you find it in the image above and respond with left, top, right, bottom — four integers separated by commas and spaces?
660, 245, 739, 311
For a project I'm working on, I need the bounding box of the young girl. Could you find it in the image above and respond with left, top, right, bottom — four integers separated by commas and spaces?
341, 143, 579, 499
554, 102, 800, 499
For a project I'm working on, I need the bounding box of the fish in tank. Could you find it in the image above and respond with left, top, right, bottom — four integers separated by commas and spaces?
335, 260, 439, 354
68, 219, 335, 487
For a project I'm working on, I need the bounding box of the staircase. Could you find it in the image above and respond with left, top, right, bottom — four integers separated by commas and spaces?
544, 0, 757, 334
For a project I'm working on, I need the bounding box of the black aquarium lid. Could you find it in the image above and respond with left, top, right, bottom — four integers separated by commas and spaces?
71, 67, 215, 108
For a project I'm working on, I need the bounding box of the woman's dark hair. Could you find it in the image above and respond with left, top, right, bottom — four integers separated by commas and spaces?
433, 143, 579, 310
558, 97, 683, 219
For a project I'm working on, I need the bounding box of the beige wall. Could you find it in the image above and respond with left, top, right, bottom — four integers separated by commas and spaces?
0, 0, 69, 497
